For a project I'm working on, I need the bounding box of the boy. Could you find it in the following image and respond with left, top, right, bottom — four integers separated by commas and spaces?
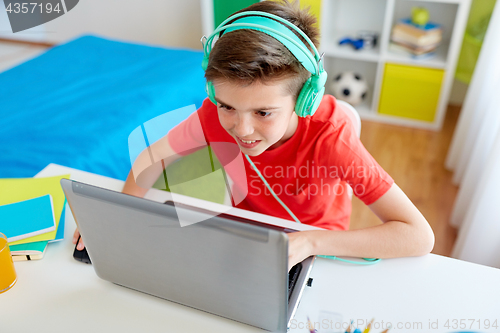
74, 0, 434, 269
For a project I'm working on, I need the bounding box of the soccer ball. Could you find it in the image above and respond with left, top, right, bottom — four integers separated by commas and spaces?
330, 72, 369, 106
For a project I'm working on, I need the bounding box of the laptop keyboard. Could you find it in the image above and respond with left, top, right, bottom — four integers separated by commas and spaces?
288, 263, 302, 302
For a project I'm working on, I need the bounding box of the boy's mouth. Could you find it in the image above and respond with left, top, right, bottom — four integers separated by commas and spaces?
236, 136, 261, 149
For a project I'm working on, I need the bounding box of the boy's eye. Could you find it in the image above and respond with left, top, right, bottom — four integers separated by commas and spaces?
218, 104, 233, 111
257, 111, 271, 117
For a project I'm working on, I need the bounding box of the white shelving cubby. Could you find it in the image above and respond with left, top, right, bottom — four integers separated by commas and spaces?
321, 0, 387, 62
320, 0, 472, 130
324, 58, 379, 115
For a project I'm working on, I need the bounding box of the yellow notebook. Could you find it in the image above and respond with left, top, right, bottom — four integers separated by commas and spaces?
1, 174, 69, 245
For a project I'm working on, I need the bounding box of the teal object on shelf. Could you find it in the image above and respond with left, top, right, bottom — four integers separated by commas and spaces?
213, 0, 259, 28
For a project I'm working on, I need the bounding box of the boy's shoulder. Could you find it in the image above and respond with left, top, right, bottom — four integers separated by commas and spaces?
310, 94, 355, 134
196, 98, 219, 125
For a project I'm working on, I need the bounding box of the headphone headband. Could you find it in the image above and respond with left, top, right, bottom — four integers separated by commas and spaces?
221, 18, 318, 74
216, 11, 318, 55
203, 11, 322, 75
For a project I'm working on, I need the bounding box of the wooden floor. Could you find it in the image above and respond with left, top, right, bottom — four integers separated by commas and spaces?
0, 40, 47, 73
350, 105, 461, 257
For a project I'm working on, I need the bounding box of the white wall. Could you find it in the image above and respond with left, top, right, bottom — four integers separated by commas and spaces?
1, 0, 203, 50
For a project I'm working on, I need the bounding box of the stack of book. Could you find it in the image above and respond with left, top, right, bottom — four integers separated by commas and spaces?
0, 175, 68, 261
390, 18, 443, 60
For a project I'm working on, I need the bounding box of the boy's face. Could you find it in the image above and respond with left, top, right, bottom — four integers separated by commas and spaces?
213, 79, 298, 156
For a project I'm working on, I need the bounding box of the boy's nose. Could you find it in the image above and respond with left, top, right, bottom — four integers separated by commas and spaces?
234, 117, 254, 137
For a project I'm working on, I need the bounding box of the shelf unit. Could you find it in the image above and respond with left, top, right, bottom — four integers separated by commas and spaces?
200, 0, 472, 130
320, 0, 472, 130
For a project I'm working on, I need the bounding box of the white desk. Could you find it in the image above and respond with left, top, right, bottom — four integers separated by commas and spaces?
3, 164, 500, 333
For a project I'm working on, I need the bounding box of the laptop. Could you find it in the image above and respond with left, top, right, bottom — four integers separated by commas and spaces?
61, 179, 315, 332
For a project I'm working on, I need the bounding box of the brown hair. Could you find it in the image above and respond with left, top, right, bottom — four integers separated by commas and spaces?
204, 0, 319, 100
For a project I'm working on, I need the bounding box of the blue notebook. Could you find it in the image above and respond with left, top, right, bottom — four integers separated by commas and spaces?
400, 18, 441, 31
48, 201, 66, 243
0, 195, 56, 242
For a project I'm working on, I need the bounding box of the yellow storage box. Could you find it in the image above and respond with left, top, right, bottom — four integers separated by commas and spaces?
378, 63, 444, 122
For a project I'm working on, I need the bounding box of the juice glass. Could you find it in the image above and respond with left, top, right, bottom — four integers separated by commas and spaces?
0, 232, 17, 293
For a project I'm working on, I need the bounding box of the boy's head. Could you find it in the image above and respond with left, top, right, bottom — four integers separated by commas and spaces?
204, 0, 321, 156
205, 0, 320, 102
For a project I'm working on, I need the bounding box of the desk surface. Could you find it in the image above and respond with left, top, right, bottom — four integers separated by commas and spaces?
3, 164, 500, 333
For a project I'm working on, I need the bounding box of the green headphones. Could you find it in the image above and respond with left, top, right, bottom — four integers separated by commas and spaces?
201, 11, 328, 117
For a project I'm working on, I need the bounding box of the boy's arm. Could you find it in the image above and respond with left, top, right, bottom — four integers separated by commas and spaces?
124, 108, 208, 196
122, 134, 182, 197
287, 183, 435, 269
74, 107, 208, 250
73, 135, 182, 250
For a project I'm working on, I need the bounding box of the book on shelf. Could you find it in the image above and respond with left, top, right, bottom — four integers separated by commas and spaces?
391, 39, 439, 55
391, 18, 443, 47
389, 42, 437, 60
391, 29, 442, 47
400, 18, 441, 31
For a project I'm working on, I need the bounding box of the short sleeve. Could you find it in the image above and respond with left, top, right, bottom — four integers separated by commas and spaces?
324, 121, 394, 205
167, 110, 208, 156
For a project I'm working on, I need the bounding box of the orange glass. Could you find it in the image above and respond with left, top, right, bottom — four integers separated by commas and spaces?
0, 232, 17, 293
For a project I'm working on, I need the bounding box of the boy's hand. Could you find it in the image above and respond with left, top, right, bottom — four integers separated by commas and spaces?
287, 231, 314, 271
72, 228, 85, 250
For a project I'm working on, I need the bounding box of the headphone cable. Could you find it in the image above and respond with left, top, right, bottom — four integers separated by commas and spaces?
244, 154, 380, 265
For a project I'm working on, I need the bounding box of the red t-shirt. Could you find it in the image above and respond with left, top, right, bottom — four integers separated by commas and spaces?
168, 95, 393, 230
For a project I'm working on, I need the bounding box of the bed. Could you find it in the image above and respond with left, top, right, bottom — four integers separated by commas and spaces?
0, 35, 207, 180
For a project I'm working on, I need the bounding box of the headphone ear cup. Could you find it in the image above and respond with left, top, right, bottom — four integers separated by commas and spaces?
206, 81, 216, 105
295, 78, 318, 117
295, 71, 327, 117
309, 86, 325, 115
294, 79, 310, 117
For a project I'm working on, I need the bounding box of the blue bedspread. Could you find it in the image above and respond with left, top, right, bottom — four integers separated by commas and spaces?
0, 35, 207, 179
